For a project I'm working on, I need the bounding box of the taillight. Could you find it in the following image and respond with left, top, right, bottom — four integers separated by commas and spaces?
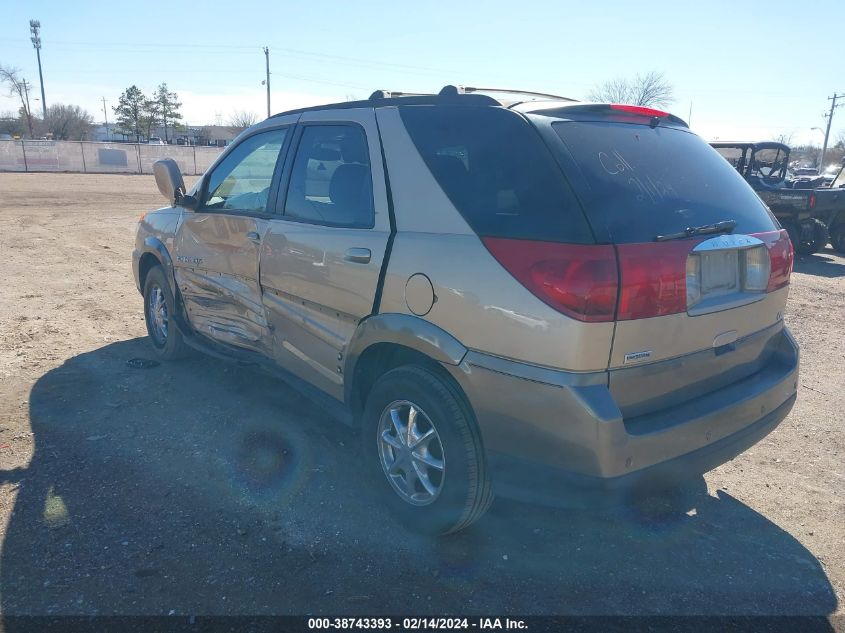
484, 232, 790, 324
481, 238, 618, 322
743, 246, 770, 291
610, 104, 670, 118
616, 241, 697, 320
753, 229, 793, 291
809, 193, 816, 209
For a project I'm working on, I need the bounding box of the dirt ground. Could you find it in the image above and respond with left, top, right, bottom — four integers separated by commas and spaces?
0, 173, 843, 618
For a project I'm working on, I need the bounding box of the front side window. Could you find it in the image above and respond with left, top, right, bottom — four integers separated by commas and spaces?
202, 128, 287, 212
283, 125, 374, 228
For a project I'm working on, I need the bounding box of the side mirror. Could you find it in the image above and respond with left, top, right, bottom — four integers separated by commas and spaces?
181, 194, 199, 210
153, 159, 186, 206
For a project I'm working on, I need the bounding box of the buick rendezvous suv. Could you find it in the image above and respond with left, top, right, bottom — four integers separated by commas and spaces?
133, 85, 799, 534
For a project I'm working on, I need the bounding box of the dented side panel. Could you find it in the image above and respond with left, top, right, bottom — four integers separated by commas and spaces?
173, 213, 273, 354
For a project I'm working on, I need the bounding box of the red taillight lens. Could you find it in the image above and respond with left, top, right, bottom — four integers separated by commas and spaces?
484, 232, 789, 324
481, 238, 618, 322
753, 229, 793, 291
610, 104, 670, 118
809, 193, 816, 209
616, 241, 698, 320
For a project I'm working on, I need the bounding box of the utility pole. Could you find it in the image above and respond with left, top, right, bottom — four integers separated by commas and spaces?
29, 19, 47, 120
819, 92, 844, 172
102, 97, 109, 141
21, 79, 34, 138
263, 46, 271, 118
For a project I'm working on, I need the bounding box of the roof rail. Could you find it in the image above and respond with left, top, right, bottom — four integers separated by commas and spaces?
457, 86, 578, 102
369, 90, 435, 100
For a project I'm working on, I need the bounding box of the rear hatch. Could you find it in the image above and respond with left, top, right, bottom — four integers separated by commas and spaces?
533, 106, 794, 418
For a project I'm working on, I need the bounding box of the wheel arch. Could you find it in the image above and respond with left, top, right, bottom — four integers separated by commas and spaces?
138, 237, 176, 293
344, 314, 469, 422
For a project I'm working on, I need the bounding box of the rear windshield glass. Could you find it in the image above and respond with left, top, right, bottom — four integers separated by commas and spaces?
552, 121, 777, 243
400, 106, 594, 243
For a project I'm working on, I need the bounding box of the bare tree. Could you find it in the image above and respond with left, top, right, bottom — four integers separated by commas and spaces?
0, 65, 34, 137
228, 110, 258, 132
773, 131, 795, 146
588, 71, 675, 108
0, 110, 27, 137
43, 104, 94, 140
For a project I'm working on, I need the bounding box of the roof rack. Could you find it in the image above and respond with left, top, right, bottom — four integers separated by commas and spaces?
368, 85, 577, 103
270, 85, 570, 118
368, 90, 436, 100
457, 86, 578, 102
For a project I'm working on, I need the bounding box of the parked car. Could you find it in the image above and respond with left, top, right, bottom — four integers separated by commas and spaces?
135, 86, 799, 534
148, 137, 166, 145
711, 141, 845, 254
821, 164, 841, 186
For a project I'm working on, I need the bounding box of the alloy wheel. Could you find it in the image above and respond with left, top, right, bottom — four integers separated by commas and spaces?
377, 400, 446, 506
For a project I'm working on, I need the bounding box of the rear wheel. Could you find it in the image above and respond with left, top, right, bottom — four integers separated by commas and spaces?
143, 265, 189, 360
808, 218, 829, 254
830, 222, 845, 253
782, 222, 804, 255
784, 219, 826, 255
362, 365, 493, 535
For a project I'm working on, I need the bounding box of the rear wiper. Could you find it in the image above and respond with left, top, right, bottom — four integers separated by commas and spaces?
654, 220, 737, 242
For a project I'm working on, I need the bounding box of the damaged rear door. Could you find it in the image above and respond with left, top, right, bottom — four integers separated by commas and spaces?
173, 125, 292, 354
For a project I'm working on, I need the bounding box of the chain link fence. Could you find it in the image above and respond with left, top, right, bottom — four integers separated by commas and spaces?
0, 140, 223, 175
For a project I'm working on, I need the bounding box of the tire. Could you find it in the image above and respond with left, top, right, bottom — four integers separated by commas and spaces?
784, 220, 818, 256
830, 222, 845, 254
143, 265, 190, 360
808, 218, 829, 254
782, 222, 804, 256
362, 365, 493, 535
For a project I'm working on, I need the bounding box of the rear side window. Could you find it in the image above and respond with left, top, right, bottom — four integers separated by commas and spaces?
400, 106, 593, 243
552, 121, 777, 243
283, 125, 374, 228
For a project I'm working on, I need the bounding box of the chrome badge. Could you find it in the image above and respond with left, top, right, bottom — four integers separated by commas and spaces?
623, 350, 652, 364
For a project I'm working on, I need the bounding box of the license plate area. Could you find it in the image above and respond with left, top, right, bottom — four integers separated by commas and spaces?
686, 234, 768, 316
700, 250, 739, 294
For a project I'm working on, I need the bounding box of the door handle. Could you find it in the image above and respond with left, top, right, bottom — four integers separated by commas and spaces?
246, 231, 261, 243
344, 247, 371, 264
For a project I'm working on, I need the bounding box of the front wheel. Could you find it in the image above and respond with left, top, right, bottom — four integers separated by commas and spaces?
362, 365, 493, 535
143, 265, 189, 360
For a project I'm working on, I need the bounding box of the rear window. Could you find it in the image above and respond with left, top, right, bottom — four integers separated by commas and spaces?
552, 121, 777, 243
400, 106, 594, 243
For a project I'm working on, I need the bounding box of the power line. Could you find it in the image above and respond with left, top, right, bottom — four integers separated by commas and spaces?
0, 37, 455, 76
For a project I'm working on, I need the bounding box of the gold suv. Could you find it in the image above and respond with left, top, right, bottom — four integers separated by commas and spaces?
134, 86, 799, 534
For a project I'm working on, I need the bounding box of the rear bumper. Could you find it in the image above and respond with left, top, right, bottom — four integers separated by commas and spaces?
488, 394, 794, 507
448, 326, 799, 505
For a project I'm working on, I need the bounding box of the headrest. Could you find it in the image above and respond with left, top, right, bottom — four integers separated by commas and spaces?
329, 163, 369, 211
340, 133, 368, 164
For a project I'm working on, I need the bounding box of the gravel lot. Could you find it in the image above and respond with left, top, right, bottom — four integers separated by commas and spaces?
0, 173, 842, 618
